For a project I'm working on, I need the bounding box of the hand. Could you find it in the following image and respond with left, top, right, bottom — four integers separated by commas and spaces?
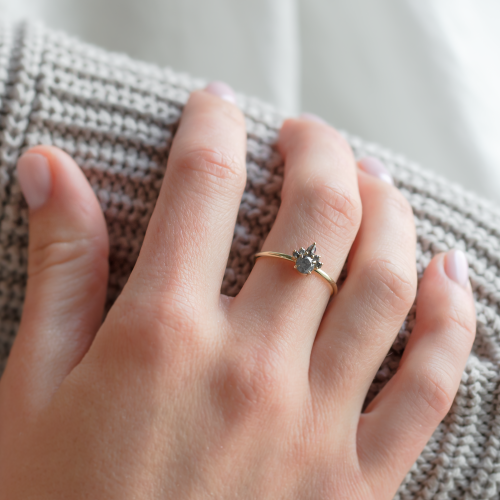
0, 81, 476, 499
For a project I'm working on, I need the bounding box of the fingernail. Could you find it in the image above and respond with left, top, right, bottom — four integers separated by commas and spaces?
204, 81, 236, 104
444, 249, 469, 288
358, 156, 394, 185
300, 112, 327, 125
16, 153, 52, 210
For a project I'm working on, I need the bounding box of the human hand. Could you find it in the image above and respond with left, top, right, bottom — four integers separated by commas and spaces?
0, 81, 476, 499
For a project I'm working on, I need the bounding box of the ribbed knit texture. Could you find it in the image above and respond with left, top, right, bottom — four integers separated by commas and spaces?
1, 20, 500, 499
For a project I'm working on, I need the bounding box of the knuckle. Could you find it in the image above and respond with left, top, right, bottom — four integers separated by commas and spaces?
234, 353, 282, 408
362, 258, 417, 316
446, 305, 476, 343
110, 292, 205, 373
193, 88, 245, 126
178, 147, 246, 187
282, 119, 354, 160
305, 182, 362, 238
28, 234, 106, 278
218, 100, 246, 128
152, 294, 200, 342
430, 304, 476, 351
326, 127, 353, 158
412, 367, 456, 419
384, 189, 414, 221
215, 348, 286, 420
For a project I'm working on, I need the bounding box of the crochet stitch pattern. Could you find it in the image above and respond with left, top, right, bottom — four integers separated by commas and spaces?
1, 20, 500, 499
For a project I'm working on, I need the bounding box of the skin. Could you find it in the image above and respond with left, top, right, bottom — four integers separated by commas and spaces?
0, 89, 476, 499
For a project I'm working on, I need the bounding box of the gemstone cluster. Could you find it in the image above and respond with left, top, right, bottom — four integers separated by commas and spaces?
292, 243, 323, 275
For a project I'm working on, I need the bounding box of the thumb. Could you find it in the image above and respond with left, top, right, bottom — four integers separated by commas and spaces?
3, 146, 109, 413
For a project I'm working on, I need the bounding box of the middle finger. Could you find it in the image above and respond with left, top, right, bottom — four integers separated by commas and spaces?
126, 86, 247, 306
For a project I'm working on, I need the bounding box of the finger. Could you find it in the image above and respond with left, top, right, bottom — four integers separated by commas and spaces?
128, 82, 247, 307
2, 146, 109, 412
357, 251, 475, 493
232, 116, 362, 353
311, 163, 417, 411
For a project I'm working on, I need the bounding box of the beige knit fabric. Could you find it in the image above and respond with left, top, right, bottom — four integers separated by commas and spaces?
1, 20, 500, 499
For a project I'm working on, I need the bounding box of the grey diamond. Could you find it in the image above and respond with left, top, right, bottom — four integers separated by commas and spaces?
307, 243, 316, 255
296, 255, 314, 274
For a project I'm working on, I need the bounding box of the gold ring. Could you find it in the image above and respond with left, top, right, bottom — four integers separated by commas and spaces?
254, 242, 337, 296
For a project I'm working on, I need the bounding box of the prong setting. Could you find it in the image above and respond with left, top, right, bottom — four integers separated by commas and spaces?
292, 242, 324, 275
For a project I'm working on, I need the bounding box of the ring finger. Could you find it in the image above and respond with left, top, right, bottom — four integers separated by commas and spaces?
231, 116, 362, 353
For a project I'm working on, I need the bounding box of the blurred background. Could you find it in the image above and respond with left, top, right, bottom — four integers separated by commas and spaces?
1, 0, 500, 202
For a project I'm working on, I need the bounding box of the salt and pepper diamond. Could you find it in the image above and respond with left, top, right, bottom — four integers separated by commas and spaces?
292, 243, 323, 275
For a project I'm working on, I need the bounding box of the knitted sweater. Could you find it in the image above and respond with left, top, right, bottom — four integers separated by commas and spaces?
1, 20, 500, 500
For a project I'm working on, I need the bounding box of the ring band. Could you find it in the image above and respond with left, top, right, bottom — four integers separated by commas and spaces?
254, 243, 338, 296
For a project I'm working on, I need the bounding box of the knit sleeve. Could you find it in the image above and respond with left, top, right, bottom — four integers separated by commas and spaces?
1, 19, 500, 499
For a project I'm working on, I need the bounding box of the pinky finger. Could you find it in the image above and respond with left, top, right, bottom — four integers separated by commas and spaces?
356, 250, 476, 492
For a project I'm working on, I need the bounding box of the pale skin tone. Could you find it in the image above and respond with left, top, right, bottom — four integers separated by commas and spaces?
0, 84, 476, 499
